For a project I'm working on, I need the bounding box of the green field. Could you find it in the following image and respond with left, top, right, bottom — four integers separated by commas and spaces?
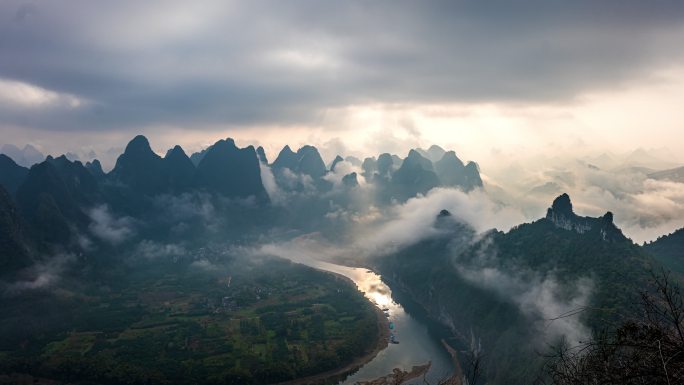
0, 257, 379, 384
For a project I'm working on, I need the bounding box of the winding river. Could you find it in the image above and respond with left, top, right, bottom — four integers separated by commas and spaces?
309, 261, 455, 384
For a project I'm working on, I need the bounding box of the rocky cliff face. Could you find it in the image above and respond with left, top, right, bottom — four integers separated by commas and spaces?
545, 193, 625, 242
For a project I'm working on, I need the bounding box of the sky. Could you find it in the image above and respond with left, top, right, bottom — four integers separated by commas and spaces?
1, 0, 683, 167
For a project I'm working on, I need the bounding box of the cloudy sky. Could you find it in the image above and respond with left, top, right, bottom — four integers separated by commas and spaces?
1, 0, 683, 165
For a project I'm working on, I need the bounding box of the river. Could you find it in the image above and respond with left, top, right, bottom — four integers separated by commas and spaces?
309, 261, 455, 384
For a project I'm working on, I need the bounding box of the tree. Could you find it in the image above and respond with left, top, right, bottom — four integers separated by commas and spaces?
541, 271, 684, 384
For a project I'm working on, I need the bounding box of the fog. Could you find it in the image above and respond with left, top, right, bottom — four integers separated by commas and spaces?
2, 253, 75, 296
250, 185, 593, 348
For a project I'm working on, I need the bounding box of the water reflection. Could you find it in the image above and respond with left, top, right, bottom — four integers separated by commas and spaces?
311, 261, 454, 384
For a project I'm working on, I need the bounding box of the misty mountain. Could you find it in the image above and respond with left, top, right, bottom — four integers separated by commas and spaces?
648, 165, 684, 183
0, 135, 489, 255
0, 154, 28, 195
416, 144, 447, 163
376, 193, 654, 384
375, 153, 395, 178
270, 145, 332, 192
342, 172, 359, 188
0, 144, 45, 168
344, 156, 362, 167
330, 155, 344, 172
361, 156, 377, 179
256, 146, 268, 164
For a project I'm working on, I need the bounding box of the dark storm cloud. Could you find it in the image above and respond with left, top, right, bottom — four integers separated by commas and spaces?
0, 0, 683, 132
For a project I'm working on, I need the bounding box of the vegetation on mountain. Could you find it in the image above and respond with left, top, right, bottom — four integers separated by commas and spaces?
376, 194, 657, 384
645, 228, 684, 274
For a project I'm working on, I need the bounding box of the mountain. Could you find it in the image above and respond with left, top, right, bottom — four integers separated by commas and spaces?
464, 161, 483, 190
85, 159, 106, 179
645, 228, 684, 273
296, 145, 327, 178
0, 185, 32, 274
417, 144, 447, 162
15, 156, 99, 244
434, 150, 466, 187
0, 154, 29, 195
272, 145, 300, 171
648, 165, 684, 183
624, 148, 678, 170
256, 146, 268, 164
376, 193, 653, 385
545, 193, 626, 242
342, 172, 359, 188
0, 144, 45, 167
330, 155, 344, 172
109, 135, 166, 195
270, 145, 329, 191
344, 156, 362, 167
361, 157, 377, 179
388, 150, 440, 200
163, 145, 195, 192
190, 147, 211, 166
376, 153, 394, 178
195, 138, 268, 201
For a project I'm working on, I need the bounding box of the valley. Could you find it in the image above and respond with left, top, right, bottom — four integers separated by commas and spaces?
0, 257, 381, 384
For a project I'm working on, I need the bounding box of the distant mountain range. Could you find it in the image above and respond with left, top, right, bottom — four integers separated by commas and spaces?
0, 135, 484, 274
0, 144, 45, 168
648, 165, 684, 183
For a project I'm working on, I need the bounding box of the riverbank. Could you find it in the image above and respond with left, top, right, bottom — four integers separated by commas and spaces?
357, 362, 432, 385
273, 270, 391, 385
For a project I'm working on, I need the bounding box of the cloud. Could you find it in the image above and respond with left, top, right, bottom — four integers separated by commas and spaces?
438, 231, 594, 346
485, 154, 684, 243
0, 78, 82, 108
354, 188, 525, 256
255, 186, 526, 261
250, 185, 590, 345
135, 240, 186, 260
322, 159, 364, 187
3, 253, 75, 296
88, 204, 135, 244
456, 262, 593, 346
190, 259, 219, 271
0, 0, 683, 136
259, 161, 286, 205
